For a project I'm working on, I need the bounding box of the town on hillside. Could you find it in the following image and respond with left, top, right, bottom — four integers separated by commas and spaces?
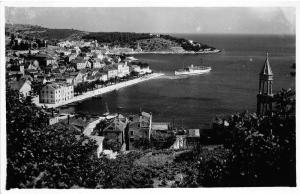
4, 6, 296, 189
6, 29, 223, 158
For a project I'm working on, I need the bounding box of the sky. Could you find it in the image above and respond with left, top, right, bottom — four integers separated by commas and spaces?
5, 7, 296, 34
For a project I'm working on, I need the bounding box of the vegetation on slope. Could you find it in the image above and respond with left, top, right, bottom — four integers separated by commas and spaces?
5, 24, 217, 52
5, 24, 86, 41
137, 38, 180, 51
82, 32, 151, 45
6, 84, 295, 188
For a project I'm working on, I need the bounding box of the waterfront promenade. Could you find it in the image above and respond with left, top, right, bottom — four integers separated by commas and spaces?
33, 73, 164, 109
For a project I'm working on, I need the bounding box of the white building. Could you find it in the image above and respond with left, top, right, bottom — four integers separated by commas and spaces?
57, 41, 73, 48
103, 65, 118, 80
131, 65, 141, 73
130, 64, 151, 75
140, 66, 152, 75
40, 83, 74, 104
71, 58, 90, 70
93, 59, 105, 69
97, 72, 108, 82
116, 63, 130, 78
93, 52, 104, 60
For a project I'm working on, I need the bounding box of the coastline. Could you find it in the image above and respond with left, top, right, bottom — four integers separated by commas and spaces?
113, 49, 221, 55
33, 73, 165, 109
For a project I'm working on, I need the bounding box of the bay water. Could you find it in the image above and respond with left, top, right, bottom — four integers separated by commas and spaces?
65, 34, 295, 128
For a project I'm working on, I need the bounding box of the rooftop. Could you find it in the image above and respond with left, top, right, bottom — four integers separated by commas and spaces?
260, 52, 273, 76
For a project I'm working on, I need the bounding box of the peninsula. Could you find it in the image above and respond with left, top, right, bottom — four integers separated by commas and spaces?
5, 24, 220, 54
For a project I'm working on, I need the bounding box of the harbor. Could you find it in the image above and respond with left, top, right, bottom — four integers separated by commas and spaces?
33, 72, 164, 108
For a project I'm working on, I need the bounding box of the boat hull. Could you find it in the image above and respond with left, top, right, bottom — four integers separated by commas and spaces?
175, 68, 211, 76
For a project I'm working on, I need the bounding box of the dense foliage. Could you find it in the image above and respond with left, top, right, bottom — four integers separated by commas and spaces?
103, 139, 122, 152
6, 24, 216, 51
132, 131, 176, 150
6, 84, 296, 188
6, 24, 85, 44
38, 29, 85, 40
82, 32, 152, 45
31, 80, 45, 96
6, 89, 155, 188
6, 87, 101, 188
151, 131, 177, 150
186, 88, 296, 187
131, 61, 149, 68
160, 34, 215, 51
9, 34, 47, 50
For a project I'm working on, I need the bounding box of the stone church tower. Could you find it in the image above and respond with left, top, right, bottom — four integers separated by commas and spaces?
257, 53, 274, 115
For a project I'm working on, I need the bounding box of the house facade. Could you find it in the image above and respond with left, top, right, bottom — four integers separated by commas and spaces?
102, 114, 129, 150
39, 83, 74, 104
127, 112, 152, 150
116, 63, 130, 78
103, 65, 118, 80
46, 57, 57, 66
72, 72, 86, 86
92, 59, 105, 69
98, 72, 108, 82
71, 58, 90, 70
140, 66, 152, 75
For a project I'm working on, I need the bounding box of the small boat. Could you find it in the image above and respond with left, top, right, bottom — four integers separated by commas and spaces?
117, 106, 125, 111
175, 64, 211, 76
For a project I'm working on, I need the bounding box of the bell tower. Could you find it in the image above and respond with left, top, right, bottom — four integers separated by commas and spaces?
257, 53, 274, 115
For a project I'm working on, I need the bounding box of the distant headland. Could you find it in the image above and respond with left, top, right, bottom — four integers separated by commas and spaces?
5, 23, 220, 54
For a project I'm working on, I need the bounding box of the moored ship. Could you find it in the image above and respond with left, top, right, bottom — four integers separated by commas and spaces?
175, 64, 212, 75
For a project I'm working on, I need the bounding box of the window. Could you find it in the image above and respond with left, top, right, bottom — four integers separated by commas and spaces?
130, 138, 134, 142
130, 131, 134, 136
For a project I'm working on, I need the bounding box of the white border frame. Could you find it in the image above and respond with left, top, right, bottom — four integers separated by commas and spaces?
0, 1, 299, 194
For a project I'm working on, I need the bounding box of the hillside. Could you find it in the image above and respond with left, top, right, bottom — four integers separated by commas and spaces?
5, 24, 218, 52
137, 38, 180, 52
5, 23, 87, 41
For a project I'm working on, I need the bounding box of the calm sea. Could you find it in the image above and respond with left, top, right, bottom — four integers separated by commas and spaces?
64, 34, 295, 128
